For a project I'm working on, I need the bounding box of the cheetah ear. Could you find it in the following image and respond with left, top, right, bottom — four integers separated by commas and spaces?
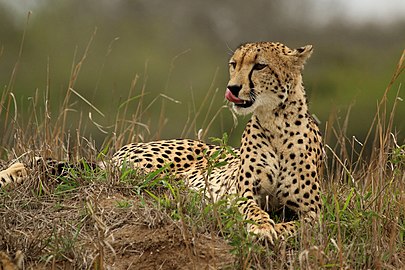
292, 45, 313, 67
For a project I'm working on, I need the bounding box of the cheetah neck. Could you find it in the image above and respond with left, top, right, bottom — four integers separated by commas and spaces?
254, 76, 309, 134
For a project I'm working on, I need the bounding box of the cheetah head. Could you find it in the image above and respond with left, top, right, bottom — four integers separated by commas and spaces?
225, 42, 313, 115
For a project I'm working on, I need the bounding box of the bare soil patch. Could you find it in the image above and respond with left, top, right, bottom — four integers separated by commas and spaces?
0, 174, 234, 270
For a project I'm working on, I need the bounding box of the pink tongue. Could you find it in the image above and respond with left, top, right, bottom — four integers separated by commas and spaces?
225, 88, 243, 104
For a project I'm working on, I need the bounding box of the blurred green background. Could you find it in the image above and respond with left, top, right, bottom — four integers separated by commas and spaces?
0, 0, 404, 149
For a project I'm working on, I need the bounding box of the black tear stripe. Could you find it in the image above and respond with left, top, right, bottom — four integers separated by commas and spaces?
248, 66, 255, 90
248, 53, 259, 90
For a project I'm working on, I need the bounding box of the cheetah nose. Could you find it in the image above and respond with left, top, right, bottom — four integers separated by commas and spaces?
226, 85, 243, 103
226, 88, 242, 103
227, 85, 242, 97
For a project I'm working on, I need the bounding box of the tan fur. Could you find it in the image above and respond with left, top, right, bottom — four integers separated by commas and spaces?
0, 251, 23, 270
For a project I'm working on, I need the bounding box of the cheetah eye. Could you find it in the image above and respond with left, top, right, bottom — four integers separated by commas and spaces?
229, 62, 236, 69
253, 63, 267, 70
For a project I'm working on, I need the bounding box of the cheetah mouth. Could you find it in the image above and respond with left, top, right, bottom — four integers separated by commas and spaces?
225, 89, 254, 108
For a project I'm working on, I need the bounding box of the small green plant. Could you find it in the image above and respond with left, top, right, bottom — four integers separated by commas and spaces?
389, 142, 404, 174
115, 199, 132, 208
53, 160, 104, 195
42, 225, 82, 264
54, 174, 80, 194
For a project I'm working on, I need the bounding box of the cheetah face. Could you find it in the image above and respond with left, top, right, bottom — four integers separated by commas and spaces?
225, 42, 313, 115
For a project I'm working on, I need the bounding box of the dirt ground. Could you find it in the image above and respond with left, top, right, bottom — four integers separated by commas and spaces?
108, 224, 232, 269
96, 194, 234, 270
0, 173, 235, 270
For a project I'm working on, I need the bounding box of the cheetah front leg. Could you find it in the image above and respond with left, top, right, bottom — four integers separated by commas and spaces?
0, 163, 28, 188
237, 186, 317, 243
272, 161, 323, 239
236, 169, 279, 243
235, 147, 318, 243
239, 199, 278, 243
236, 187, 279, 243
237, 190, 300, 243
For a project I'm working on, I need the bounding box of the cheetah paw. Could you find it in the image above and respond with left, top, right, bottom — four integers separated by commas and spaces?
0, 163, 28, 187
248, 223, 278, 245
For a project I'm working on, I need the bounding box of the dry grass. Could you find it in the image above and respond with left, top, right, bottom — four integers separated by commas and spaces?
0, 23, 404, 269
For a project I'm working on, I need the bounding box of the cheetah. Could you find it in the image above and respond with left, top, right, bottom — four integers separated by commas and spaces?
0, 42, 323, 243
